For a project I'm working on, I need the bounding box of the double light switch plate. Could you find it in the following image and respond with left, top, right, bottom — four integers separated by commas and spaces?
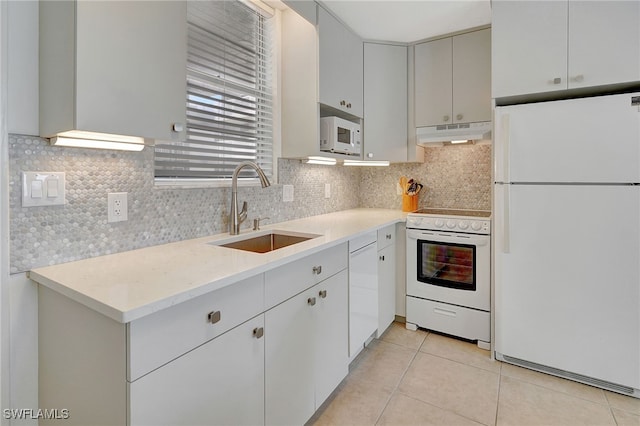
22, 172, 66, 207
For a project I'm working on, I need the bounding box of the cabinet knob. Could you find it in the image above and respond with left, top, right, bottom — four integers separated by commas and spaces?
346, 103, 352, 109
443, 115, 450, 122
386, 234, 392, 239
312, 265, 322, 275
172, 122, 184, 132
340, 100, 346, 106
308, 297, 316, 306
379, 255, 385, 261
367, 152, 374, 158
570, 74, 584, 83
319, 290, 327, 298
552, 77, 562, 85
207, 310, 221, 324
456, 114, 463, 121
253, 327, 264, 339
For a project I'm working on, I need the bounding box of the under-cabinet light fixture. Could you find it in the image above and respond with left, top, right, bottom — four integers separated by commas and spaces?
305, 156, 337, 165
50, 130, 146, 152
343, 160, 390, 167
450, 139, 470, 144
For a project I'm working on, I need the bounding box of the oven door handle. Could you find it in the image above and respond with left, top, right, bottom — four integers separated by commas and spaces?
407, 232, 489, 247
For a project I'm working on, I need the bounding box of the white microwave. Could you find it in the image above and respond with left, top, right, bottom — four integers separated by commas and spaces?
320, 116, 362, 156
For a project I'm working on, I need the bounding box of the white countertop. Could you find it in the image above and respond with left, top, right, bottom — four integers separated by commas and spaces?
29, 208, 407, 323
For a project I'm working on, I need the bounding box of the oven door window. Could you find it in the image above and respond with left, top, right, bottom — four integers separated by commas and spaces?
417, 239, 476, 291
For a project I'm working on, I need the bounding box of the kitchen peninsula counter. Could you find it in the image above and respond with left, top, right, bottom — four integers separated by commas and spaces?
29, 208, 406, 323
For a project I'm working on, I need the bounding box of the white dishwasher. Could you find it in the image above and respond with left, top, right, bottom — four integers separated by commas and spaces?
348, 232, 378, 359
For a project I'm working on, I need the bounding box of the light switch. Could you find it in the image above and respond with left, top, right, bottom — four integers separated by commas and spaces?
22, 172, 66, 207
46, 177, 59, 197
31, 180, 43, 198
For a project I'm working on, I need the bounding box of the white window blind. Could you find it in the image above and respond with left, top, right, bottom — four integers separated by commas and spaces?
155, 0, 274, 182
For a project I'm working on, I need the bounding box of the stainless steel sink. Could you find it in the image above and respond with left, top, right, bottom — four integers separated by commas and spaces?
210, 231, 321, 253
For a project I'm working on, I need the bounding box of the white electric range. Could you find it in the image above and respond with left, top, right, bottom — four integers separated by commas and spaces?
405, 209, 491, 349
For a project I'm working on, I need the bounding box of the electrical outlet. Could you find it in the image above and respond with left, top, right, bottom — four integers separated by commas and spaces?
108, 192, 128, 223
324, 183, 331, 199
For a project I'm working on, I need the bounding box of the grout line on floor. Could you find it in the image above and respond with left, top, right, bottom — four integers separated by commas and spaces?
372, 331, 428, 425
499, 369, 613, 408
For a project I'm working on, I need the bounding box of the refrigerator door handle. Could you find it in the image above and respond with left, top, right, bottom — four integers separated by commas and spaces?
503, 184, 511, 254
502, 113, 511, 183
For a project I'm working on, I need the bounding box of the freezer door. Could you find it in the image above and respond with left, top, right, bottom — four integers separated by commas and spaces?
495, 92, 640, 183
494, 184, 640, 389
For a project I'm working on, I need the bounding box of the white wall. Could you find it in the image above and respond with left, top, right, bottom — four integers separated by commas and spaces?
1, 0, 10, 423
5, 2, 39, 423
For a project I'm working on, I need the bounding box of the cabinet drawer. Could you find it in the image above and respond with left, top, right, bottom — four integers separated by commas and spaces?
377, 224, 396, 251
128, 274, 264, 381
265, 243, 348, 310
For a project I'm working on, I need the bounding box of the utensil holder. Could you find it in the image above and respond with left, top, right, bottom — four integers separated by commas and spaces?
402, 194, 418, 212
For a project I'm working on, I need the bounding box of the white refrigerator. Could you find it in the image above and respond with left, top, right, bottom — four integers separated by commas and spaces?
494, 92, 640, 397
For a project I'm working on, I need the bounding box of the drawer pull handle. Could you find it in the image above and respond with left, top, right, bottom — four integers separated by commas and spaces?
319, 290, 327, 298
253, 327, 264, 339
379, 255, 385, 261
308, 297, 316, 306
312, 265, 322, 275
386, 234, 392, 239
207, 310, 221, 324
434, 307, 457, 317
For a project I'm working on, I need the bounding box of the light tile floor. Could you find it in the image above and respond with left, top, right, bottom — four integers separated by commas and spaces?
309, 322, 640, 426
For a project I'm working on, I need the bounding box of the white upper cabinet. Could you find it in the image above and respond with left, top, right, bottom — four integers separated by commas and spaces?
363, 43, 408, 162
492, 0, 640, 98
39, 1, 187, 141
318, 6, 364, 118
415, 28, 491, 127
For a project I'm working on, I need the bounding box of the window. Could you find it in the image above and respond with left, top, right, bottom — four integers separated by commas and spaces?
155, 0, 274, 183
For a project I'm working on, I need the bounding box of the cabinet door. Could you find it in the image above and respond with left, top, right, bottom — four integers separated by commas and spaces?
349, 243, 379, 357
129, 316, 264, 426
75, 1, 187, 141
492, 0, 568, 98
363, 43, 408, 161
314, 270, 349, 407
377, 244, 396, 336
318, 6, 363, 117
414, 37, 452, 127
452, 29, 491, 123
265, 286, 316, 426
568, 0, 640, 89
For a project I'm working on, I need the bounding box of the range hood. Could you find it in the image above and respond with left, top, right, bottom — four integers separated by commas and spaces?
416, 121, 492, 145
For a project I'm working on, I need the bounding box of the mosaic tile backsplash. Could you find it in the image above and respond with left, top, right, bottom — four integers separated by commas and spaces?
9, 135, 491, 273
359, 144, 492, 211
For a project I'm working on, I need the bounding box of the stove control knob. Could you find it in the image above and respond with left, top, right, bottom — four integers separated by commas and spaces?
446, 220, 457, 229
471, 221, 482, 231
434, 219, 445, 228
459, 220, 469, 230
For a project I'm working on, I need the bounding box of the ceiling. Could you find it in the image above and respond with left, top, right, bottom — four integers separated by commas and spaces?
319, 0, 492, 43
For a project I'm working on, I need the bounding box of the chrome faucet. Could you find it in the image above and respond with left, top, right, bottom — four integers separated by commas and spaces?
229, 161, 271, 235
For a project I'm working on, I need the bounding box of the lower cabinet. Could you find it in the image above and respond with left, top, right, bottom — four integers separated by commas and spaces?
129, 316, 265, 426
377, 224, 397, 336
377, 243, 396, 335
38, 242, 351, 426
265, 269, 349, 425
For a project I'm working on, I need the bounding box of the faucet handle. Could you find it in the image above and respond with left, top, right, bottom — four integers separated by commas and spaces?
253, 216, 270, 231
238, 201, 248, 224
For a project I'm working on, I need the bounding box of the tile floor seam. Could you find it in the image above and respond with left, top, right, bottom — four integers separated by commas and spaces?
372, 338, 423, 426
416, 347, 500, 375
393, 391, 492, 426
501, 373, 614, 408
494, 366, 503, 426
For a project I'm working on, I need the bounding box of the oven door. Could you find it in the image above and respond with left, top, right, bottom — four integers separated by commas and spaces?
407, 229, 490, 311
